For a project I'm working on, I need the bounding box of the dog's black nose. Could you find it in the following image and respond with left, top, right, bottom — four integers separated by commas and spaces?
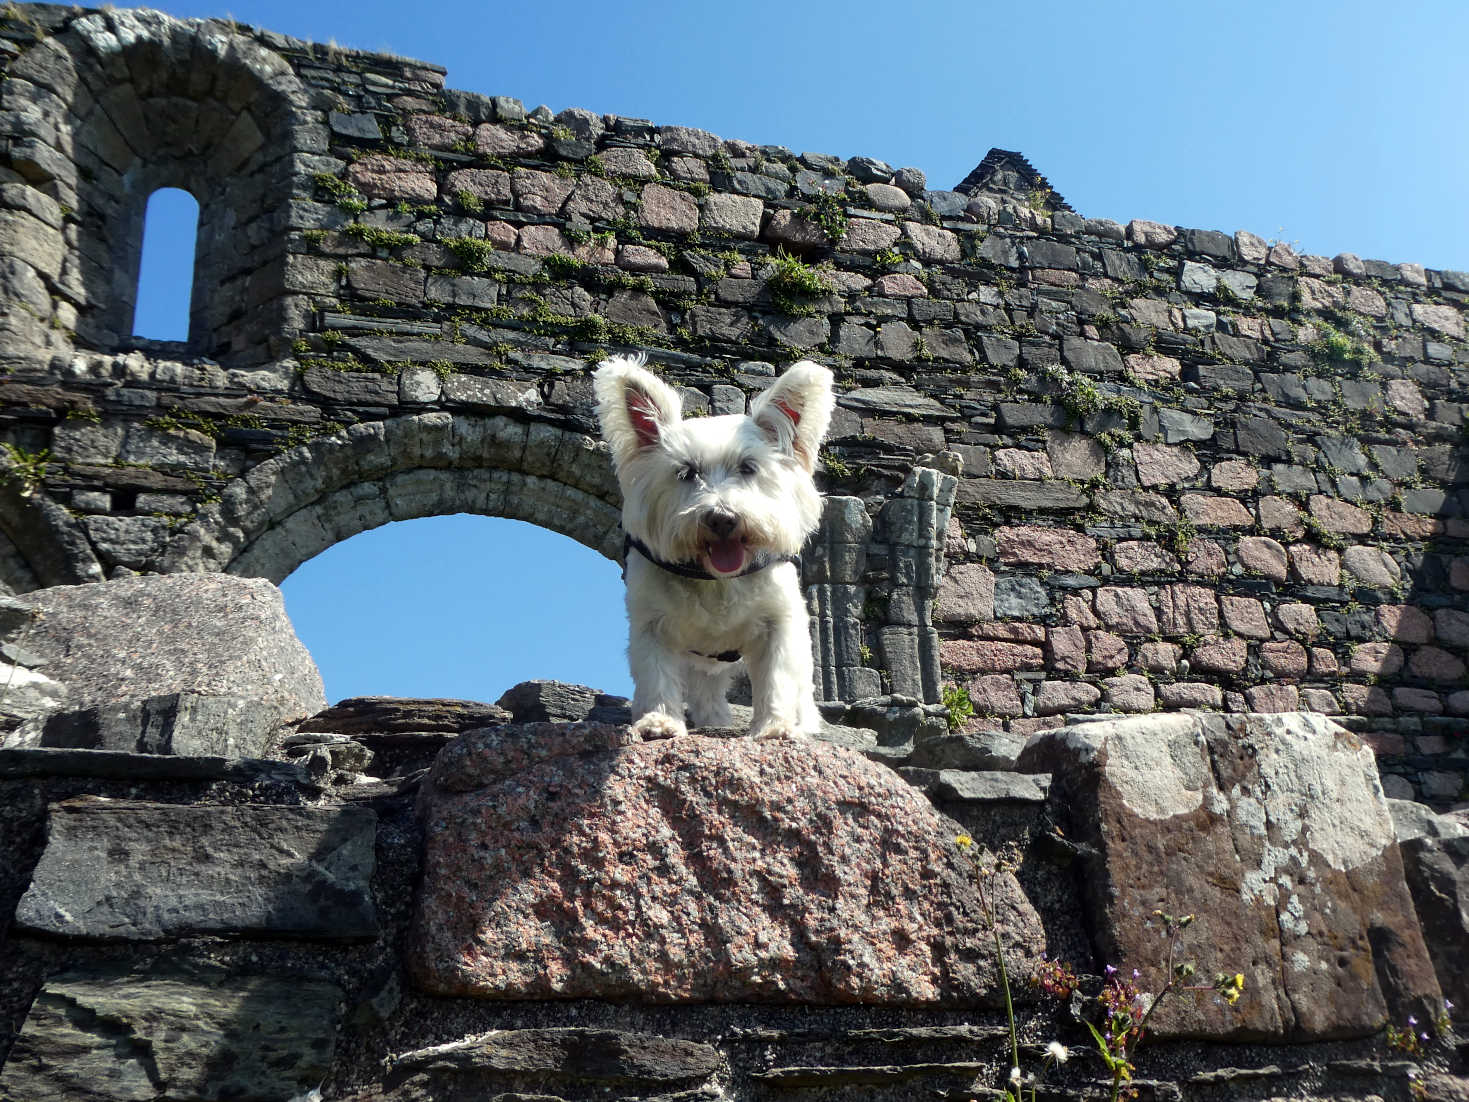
705, 509, 740, 538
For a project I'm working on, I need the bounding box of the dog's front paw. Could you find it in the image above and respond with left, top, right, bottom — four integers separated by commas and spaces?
752, 722, 809, 743
632, 711, 688, 741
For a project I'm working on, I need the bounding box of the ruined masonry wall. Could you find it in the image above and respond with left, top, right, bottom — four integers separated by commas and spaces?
0, 5, 1466, 801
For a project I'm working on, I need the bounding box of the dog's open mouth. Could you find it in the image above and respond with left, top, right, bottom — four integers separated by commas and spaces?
703, 537, 749, 576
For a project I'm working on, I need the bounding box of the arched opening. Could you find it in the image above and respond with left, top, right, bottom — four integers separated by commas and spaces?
278, 514, 631, 704
132, 188, 199, 342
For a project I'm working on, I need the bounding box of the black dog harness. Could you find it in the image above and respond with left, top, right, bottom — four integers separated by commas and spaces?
621, 533, 801, 664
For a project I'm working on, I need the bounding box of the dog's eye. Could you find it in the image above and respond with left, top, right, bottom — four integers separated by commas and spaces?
738, 458, 758, 478
677, 463, 698, 482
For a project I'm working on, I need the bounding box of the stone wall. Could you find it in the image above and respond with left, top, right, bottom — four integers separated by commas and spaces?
0, 4, 1465, 805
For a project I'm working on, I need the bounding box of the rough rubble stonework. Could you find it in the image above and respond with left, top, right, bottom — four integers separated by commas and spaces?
1016, 711, 1444, 1041
412, 722, 1045, 1006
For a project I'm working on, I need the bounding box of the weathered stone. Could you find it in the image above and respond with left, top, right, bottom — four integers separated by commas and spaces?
1133, 442, 1200, 487
934, 562, 995, 623
3, 575, 324, 751
0, 966, 343, 1102
941, 639, 1045, 674
412, 727, 1044, 1005
701, 191, 764, 238
1156, 584, 1220, 636
379, 1028, 723, 1098
512, 167, 575, 214
1191, 635, 1248, 674
995, 525, 1099, 572
965, 673, 1024, 717
1289, 544, 1341, 585
1016, 712, 1443, 1040
910, 730, 1026, 770
993, 576, 1051, 618
1094, 586, 1159, 634
1112, 541, 1179, 574
1220, 595, 1270, 639
16, 800, 377, 939
1236, 535, 1288, 580
1341, 545, 1400, 586
1102, 673, 1154, 712
1033, 679, 1102, 715
346, 154, 436, 201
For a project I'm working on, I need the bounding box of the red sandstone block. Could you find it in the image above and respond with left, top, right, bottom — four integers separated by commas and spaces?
1434, 608, 1469, 647
966, 673, 1023, 717
1209, 460, 1259, 491
1299, 688, 1340, 714
1033, 679, 1102, 715
1309, 647, 1340, 676
1288, 544, 1340, 585
1184, 539, 1227, 576
1007, 716, 1064, 737
1408, 646, 1468, 683
1095, 587, 1159, 634
1181, 493, 1254, 528
1394, 687, 1444, 714
1308, 494, 1372, 535
1103, 674, 1155, 713
1086, 631, 1129, 672
1062, 594, 1100, 629
1363, 730, 1407, 756
1112, 541, 1179, 574
975, 621, 1048, 644
1137, 640, 1181, 673
1380, 512, 1444, 539
941, 639, 1045, 674
995, 526, 1100, 572
1133, 442, 1200, 487
1258, 495, 1305, 537
1276, 602, 1320, 639
1220, 596, 1271, 639
1157, 584, 1220, 636
1340, 683, 1394, 717
1157, 682, 1223, 709
1236, 536, 1288, 581
1347, 642, 1406, 677
1245, 684, 1300, 713
1048, 626, 1087, 673
1375, 605, 1434, 644
1260, 640, 1309, 677
1190, 635, 1248, 674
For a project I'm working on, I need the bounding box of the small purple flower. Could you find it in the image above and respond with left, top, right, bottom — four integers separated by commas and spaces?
1105, 964, 1118, 976
1408, 1016, 1418, 1026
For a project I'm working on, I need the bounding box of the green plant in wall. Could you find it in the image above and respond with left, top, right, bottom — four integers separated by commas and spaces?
941, 683, 975, 731
798, 192, 849, 244
1309, 318, 1378, 367
0, 444, 48, 497
444, 236, 496, 273
765, 249, 831, 317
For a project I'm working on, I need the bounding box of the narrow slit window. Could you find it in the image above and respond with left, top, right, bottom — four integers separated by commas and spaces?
132, 187, 199, 341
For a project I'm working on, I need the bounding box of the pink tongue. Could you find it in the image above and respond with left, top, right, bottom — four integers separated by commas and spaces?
709, 538, 745, 574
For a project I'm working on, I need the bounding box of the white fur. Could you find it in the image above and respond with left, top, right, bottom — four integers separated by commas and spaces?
593, 353, 835, 741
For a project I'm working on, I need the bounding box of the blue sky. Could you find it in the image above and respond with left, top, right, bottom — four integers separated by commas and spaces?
131, 0, 1469, 705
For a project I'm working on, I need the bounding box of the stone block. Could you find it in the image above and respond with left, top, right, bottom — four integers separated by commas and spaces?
0, 966, 343, 1102
17, 800, 377, 939
1016, 712, 1443, 1040
411, 727, 1044, 1005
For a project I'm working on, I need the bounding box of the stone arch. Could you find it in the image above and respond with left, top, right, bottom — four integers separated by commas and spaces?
162, 413, 624, 584
1, 8, 321, 366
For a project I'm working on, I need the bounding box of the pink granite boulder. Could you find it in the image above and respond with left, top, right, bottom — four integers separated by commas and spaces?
411, 723, 1045, 1007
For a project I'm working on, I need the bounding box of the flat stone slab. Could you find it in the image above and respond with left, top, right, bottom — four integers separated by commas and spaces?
1016, 712, 1442, 1041
368, 1028, 723, 1099
411, 722, 1044, 1006
0, 966, 342, 1102
15, 798, 377, 940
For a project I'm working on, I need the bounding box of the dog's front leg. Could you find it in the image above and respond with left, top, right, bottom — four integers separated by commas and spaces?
627, 622, 688, 739
743, 613, 820, 742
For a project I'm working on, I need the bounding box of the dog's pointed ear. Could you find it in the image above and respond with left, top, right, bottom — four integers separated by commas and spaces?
750, 360, 835, 473
593, 354, 683, 465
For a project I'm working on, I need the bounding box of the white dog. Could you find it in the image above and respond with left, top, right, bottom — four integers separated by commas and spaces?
593, 354, 834, 741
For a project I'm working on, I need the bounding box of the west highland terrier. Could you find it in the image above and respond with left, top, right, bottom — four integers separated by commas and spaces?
594, 354, 835, 741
